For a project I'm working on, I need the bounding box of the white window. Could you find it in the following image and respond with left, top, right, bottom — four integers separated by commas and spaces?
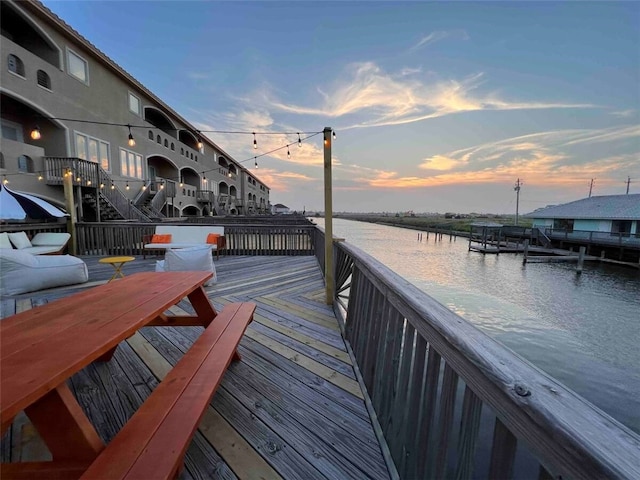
1, 119, 23, 142
75, 131, 110, 171
67, 49, 88, 84
119, 148, 143, 179
128, 92, 141, 115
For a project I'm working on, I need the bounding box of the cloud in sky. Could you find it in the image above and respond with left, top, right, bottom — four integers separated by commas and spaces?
264, 62, 593, 128
337, 126, 639, 192
408, 30, 469, 53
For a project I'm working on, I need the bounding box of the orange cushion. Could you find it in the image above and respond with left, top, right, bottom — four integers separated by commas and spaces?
206, 233, 220, 244
151, 234, 172, 243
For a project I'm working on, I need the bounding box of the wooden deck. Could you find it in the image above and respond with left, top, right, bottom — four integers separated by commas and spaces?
1, 255, 391, 480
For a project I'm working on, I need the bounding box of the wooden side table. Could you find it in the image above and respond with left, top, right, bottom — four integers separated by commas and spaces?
99, 256, 135, 282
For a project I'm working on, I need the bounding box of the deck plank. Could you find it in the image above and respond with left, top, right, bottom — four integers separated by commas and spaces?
0, 255, 390, 480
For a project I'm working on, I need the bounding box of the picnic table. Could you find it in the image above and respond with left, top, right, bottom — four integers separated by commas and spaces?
1, 271, 255, 479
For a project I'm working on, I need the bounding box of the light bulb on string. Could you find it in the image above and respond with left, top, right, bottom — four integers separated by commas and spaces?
127, 125, 135, 147
76, 175, 81, 182
2, 175, 8, 185
332, 130, 336, 140
110, 182, 115, 190
160, 181, 165, 190
254, 157, 258, 169
298, 133, 302, 148
141, 183, 146, 191
287, 146, 291, 159
100, 182, 105, 189
179, 176, 184, 188
30, 126, 42, 140
87, 179, 92, 186
38, 173, 43, 181
253, 132, 257, 150
197, 135, 203, 150
125, 181, 130, 190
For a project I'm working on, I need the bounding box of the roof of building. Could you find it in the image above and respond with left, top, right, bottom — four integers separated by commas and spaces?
525, 194, 640, 220
273, 204, 289, 209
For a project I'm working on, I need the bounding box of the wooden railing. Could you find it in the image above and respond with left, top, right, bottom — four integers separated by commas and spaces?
72, 222, 315, 256
544, 227, 640, 248
320, 229, 640, 479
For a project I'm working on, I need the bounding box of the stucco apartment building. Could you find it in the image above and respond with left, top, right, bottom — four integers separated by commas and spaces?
1, 0, 270, 222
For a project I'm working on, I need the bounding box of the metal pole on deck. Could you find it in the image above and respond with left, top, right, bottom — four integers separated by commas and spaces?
323, 127, 334, 305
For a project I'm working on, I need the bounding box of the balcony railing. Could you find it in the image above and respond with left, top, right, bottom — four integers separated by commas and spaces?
544, 227, 640, 247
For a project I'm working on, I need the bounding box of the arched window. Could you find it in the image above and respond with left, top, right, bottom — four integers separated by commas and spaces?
18, 155, 33, 173
180, 148, 184, 155
156, 135, 161, 144
37, 70, 51, 89
171, 142, 175, 151
8, 54, 25, 76
195, 156, 198, 162
190, 153, 194, 160
148, 130, 154, 140
164, 139, 168, 148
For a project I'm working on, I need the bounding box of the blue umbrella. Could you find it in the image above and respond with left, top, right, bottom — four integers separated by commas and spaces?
0, 183, 68, 222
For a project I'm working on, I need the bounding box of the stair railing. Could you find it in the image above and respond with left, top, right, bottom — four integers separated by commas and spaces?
97, 168, 151, 222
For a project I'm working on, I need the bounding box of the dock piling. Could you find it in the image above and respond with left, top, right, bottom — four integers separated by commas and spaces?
577, 246, 586, 274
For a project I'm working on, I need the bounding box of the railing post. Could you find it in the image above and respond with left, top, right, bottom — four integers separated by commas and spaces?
323, 127, 334, 305
63, 168, 77, 255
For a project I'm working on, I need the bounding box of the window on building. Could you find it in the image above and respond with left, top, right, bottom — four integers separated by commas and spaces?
164, 139, 168, 148
612, 220, 632, 236
17, 155, 34, 173
1, 119, 23, 142
67, 49, 88, 83
181, 148, 184, 155
0, 152, 5, 169
156, 135, 161, 144
148, 130, 154, 140
7, 54, 25, 76
119, 148, 143, 179
171, 142, 175, 151
37, 70, 51, 89
128, 92, 141, 115
75, 131, 110, 171
553, 219, 574, 232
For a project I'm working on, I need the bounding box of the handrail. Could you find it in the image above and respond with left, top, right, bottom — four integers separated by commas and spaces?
325, 229, 640, 479
150, 186, 166, 214
97, 169, 150, 222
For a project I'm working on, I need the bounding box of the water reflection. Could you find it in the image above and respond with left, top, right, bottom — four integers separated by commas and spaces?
316, 218, 640, 433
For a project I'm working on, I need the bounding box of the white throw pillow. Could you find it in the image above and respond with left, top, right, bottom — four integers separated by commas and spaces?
8, 231, 32, 250
0, 232, 13, 249
164, 246, 217, 285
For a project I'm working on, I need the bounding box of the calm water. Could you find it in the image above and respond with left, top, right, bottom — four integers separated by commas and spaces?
316, 218, 640, 433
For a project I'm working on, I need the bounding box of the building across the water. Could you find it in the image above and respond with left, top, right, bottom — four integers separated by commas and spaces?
525, 194, 640, 262
1, 0, 270, 222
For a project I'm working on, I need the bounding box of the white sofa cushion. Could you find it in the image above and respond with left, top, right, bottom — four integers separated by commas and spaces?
0, 232, 13, 249
162, 245, 217, 286
31, 232, 71, 247
8, 231, 32, 249
0, 249, 88, 295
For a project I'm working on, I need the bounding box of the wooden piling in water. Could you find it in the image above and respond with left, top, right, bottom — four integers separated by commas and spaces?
577, 246, 586, 274
523, 239, 529, 264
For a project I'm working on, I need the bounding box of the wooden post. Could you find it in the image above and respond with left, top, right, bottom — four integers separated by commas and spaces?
323, 127, 334, 305
576, 246, 586, 274
522, 239, 529, 264
63, 169, 77, 255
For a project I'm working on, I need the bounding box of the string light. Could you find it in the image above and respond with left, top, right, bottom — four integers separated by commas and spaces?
76, 174, 81, 182
160, 181, 165, 190
2, 175, 8, 185
197, 135, 203, 150
254, 157, 258, 169
100, 182, 105, 189
141, 183, 146, 191
253, 132, 257, 150
287, 146, 291, 159
38, 174, 43, 181
127, 125, 135, 147
87, 179, 92, 186
333, 130, 336, 140
298, 133, 302, 148
30, 126, 41, 140
125, 181, 130, 190
110, 182, 115, 190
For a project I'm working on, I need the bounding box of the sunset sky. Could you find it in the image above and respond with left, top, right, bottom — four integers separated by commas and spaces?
43, 1, 639, 214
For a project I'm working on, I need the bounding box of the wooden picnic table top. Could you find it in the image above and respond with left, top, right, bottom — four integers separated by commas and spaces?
1, 271, 214, 429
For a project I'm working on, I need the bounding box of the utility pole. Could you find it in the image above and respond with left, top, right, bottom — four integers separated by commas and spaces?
626, 176, 631, 194
514, 178, 522, 225
589, 178, 594, 198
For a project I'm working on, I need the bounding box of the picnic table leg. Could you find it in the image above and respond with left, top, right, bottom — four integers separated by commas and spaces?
187, 287, 217, 327
25, 383, 104, 461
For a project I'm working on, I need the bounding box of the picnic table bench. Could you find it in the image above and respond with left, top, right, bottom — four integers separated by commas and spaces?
1, 271, 255, 479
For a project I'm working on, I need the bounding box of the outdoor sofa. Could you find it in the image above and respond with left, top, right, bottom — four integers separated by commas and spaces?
1, 231, 71, 255
143, 225, 226, 259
